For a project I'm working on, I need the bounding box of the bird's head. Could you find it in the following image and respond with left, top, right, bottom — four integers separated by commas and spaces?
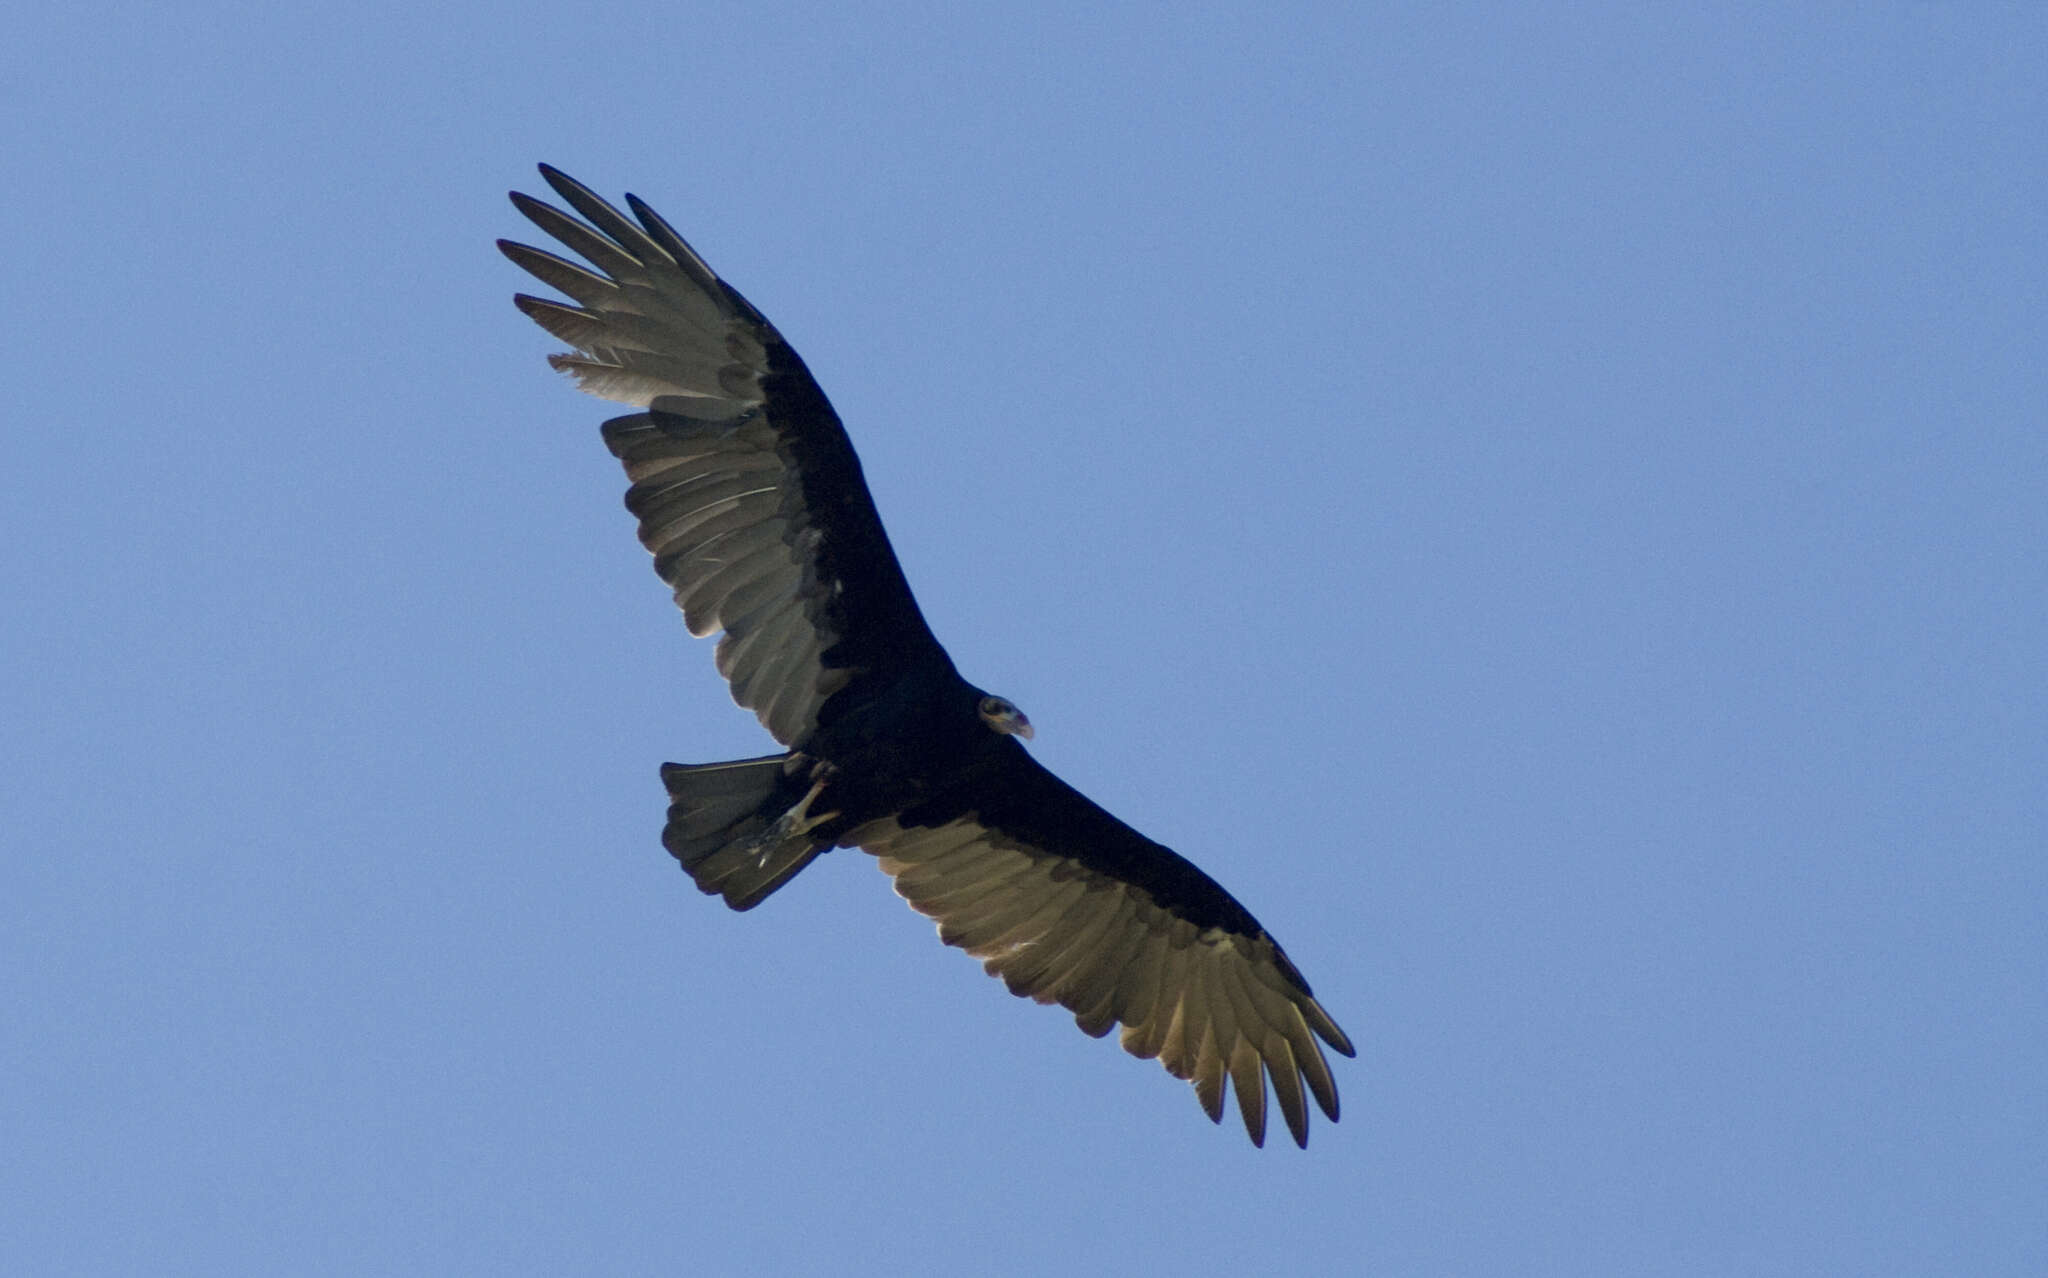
977, 694, 1034, 740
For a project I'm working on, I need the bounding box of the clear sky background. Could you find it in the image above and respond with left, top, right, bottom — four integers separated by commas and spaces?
4, 5, 2041, 1275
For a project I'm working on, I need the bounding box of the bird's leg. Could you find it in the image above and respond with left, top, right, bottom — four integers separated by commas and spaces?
748, 774, 839, 867
780, 775, 834, 833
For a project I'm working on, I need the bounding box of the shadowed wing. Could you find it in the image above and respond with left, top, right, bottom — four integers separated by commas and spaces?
499, 166, 948, 744
850, 748, 1356, 1148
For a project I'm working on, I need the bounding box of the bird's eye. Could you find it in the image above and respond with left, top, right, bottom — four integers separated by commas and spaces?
980, 697, 1005, 716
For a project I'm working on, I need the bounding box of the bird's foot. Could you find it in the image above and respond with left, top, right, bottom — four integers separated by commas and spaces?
749, 777, 838, 867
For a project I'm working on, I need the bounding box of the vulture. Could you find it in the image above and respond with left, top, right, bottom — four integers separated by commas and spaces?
500, 166, 1354, 1147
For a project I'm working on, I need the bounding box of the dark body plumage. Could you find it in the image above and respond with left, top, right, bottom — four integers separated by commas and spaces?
501, 166, 1353, 1147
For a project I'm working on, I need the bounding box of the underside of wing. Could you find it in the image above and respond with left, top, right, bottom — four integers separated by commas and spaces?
500, 166, 947, 744
847, 767, 1355, 1148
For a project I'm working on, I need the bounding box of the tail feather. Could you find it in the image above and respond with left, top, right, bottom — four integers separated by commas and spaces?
660, 754, 828, 910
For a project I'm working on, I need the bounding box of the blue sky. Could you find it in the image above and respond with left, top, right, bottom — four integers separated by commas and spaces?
4, 4, 2042, 1274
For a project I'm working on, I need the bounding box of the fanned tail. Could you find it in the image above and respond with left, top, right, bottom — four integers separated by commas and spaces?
660, 754, 829, 910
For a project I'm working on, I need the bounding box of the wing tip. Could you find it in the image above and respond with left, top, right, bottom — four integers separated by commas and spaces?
535, 162, 589, 205
505, 189, 552, 222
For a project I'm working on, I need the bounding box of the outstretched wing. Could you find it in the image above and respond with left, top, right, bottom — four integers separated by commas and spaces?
500, 166, 950, 744
848, 748, 1355, 1148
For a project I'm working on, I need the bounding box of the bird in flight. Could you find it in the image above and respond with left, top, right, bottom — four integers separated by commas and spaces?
500, 166, 1353, 1146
